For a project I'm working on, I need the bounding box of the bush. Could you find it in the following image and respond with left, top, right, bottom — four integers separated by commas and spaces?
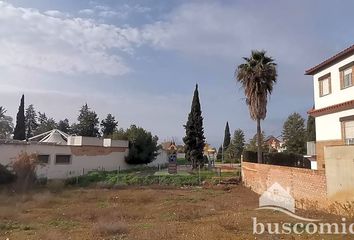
242, 150, 310, 169
263, 152, 310, 168
113, 125, 159, 165
0, 164, 16, 184
12, 152, 40, 192
242, 151, 257, 163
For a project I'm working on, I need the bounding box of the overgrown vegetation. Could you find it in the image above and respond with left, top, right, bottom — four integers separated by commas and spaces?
12, 153, 40, 192
65, 170, 203, 187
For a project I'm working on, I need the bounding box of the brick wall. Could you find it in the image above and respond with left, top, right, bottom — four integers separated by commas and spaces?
242, 162, 328, 207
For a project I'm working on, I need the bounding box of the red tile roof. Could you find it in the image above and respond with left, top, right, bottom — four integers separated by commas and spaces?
308, 100, 354, 117
305, 45, 354, 75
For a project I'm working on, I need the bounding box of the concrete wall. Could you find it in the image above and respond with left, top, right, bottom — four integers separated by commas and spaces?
67, 136, 104, 146
148, 149, 168, 167
324, 145, 354, 201
313, 54, 354, 109
0, 142, 129, 179
103, 139, 129, 148
242, 162, 327, 207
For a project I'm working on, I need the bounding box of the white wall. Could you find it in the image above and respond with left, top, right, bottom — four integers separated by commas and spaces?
103, 139, 129, 148
316, 109, 354, 141
148, 149, 168, 167
0, 143, 129, 179
313, 54, 354, 109
67, 136, 104, 146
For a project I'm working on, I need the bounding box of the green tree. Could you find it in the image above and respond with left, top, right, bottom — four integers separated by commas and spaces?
35, 112, 57, 135
75, 104, 100, 137
232, 129, 245, 161
0, 107, 14, 139
282, 112, 306, 154
236, 50, 277, 163
57, 119, 70, 133
25, 104, 38, 138
245, 131, 268, 152
13, 94, 26, 140
223, 121, 231, 149
113, 125, 159, 165
307, 115, 316, 142
101, 113, 118, 137
183, 84, 206, 169
112, 128, 128, 140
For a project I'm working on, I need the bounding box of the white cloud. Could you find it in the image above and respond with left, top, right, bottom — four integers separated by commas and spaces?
78, 9, 94, 15
81, 3, 151, 20
142, 2, 326, 65
44, 10, 69, 18
0, 1, 143, 76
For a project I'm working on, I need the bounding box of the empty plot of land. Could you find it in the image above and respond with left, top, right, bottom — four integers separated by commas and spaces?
0, 185, 345, 240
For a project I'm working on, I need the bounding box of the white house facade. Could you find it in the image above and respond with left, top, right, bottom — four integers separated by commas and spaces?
0, 131, 130, 179
306, 45, 354, 169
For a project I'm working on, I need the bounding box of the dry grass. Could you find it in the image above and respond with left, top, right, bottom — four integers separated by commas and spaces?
0, 186, 345, 240
93, 219, 129, 237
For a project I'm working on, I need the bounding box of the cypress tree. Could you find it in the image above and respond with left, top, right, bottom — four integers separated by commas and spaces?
223, 121, 231, 149
183, 84, 205, 169
307, 115, 316, 142
13, 94, 26, 140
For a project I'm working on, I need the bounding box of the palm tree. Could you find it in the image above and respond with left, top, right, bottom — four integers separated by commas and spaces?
236, 50, 277, 163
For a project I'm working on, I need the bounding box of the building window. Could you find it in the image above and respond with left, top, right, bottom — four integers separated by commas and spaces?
344, 121, 354, 145
318, 74, 331, 97
55, 155, 71, 164
339, 62, 354, 89
37, 155, 50, 164
342, 68, 353, 88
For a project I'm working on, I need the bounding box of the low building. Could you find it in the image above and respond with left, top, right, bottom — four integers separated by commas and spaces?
0, 129, 129, 179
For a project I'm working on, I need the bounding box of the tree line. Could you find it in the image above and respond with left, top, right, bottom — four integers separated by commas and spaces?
0, 94, 159, 165
7, 95, 119, 140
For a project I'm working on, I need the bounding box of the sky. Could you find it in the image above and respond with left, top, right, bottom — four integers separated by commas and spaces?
0, 0, 353, 147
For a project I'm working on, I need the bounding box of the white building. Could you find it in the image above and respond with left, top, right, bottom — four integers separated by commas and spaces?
306, 44, 354, 170
0, 130, 130, 179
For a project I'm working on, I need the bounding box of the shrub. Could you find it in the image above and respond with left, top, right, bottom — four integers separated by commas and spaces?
12, 152, 40, 192
263, 152, 310, 168
113, 125, 159, 165
242, 151, 257, 163
0, 164, 16, 184
242, 150, 310, 169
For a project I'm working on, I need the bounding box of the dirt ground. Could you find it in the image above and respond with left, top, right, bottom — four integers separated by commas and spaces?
0, 185, 349, 240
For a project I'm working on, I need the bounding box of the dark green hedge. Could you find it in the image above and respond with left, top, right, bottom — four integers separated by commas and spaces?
242, 151, 311, 169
